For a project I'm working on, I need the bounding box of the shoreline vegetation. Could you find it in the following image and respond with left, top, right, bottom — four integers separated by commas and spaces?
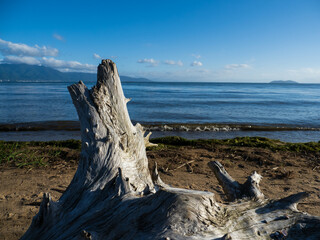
1, 136, 320, 239
1, 136, 320, 168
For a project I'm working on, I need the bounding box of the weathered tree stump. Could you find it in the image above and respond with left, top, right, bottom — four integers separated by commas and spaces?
22, 60, 320, 240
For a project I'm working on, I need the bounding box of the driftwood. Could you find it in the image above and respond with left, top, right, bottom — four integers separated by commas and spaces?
22, 59, 320, 240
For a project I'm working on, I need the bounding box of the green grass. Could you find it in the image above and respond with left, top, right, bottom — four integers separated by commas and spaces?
149, 136, 320, 153
1, 137, 319, 168
0, 140, 81, 168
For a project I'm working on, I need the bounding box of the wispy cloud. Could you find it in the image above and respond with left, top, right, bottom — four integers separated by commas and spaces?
3, 55, 95, 72
3, 55, 41, 65
192, 54, 201, 59
93, 53, 101, 59
53, 33, 64, 41
164, 60, 183, 66
224, 64, 251, 70
190, 61, 203, 67
137, 58, 159, 66
0, 38, 96, 72
0, 38, 58, 57
41, 57, 96, 72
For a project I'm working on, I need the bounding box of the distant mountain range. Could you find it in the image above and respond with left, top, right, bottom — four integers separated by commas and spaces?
269, 80, 298, 84
0, 64, 152, 83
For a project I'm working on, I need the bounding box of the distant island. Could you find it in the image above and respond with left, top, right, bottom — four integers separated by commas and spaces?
269, 80, 299, 84
0, 64, 152, 83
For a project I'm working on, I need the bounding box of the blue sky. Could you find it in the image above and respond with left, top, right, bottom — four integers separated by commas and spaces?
1, 0, 320, 82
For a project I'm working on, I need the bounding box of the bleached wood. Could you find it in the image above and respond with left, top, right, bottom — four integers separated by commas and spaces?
22, 59, 320, 240
208, 161, 264, 201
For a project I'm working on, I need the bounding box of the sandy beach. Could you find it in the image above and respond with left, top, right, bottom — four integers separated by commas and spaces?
1, 137, 319, 239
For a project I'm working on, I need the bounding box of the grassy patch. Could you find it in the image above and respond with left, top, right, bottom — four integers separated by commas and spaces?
0, 140, 81, 168
150, 136, 320, 153
1, 137, 319, 168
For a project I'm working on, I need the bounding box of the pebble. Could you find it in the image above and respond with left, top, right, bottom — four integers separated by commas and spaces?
6, 212, 14, 219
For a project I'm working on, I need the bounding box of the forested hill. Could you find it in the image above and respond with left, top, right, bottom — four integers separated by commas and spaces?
0, 64, 152, 82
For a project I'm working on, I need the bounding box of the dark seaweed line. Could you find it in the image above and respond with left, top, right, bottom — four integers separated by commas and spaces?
0, 120, 319, 132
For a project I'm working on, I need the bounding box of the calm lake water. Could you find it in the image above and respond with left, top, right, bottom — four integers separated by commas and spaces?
0, 81, 319, 142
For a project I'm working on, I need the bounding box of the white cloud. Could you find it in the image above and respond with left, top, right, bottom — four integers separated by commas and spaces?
0, 39, 96, 73
192, 54, 201, 59
3, 55, 41, 65
224, 64, 251, 70
190, 61, 203, 67
41, 57, 96, 72
93, 53, 101, 59
0, 38, 58, 57
137, 58, 159, 66
53, 34, 64, 41
164, 60, 183, 66
2, 55, 95, 73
